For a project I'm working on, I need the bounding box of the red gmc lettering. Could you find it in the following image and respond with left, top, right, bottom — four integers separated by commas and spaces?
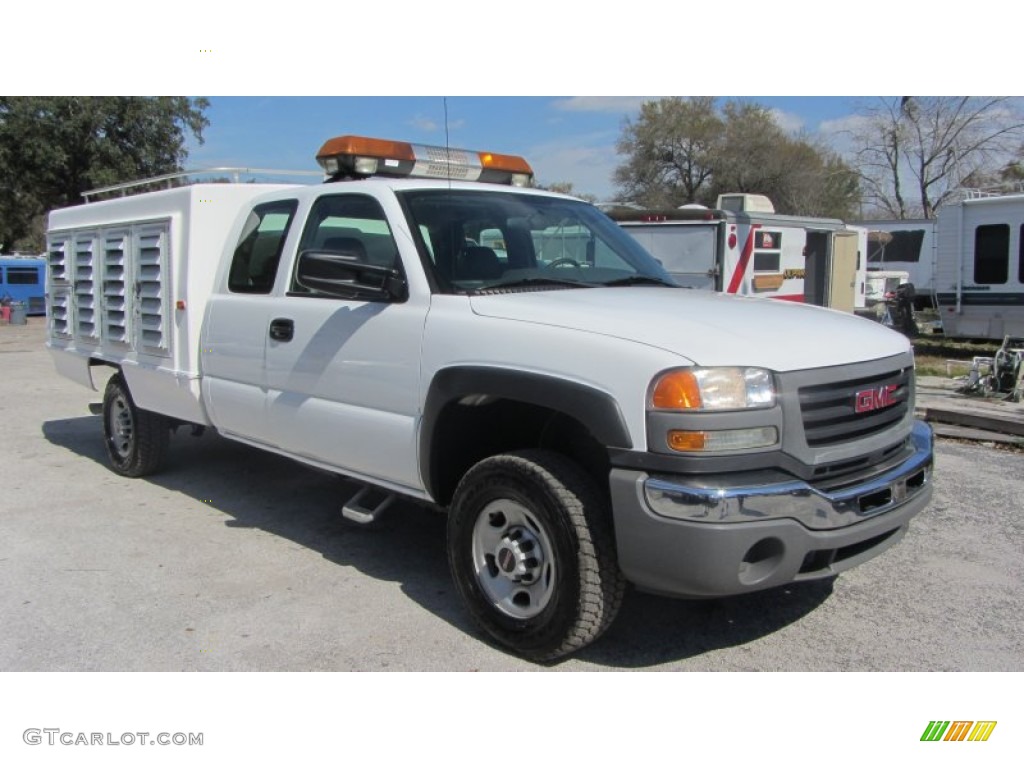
855, 384, 898, 413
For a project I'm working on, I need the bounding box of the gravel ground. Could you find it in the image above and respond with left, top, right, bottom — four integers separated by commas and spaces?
1, 316, 1022, 671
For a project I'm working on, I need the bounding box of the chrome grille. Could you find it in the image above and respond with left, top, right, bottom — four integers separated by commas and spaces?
799, 366, 912, 447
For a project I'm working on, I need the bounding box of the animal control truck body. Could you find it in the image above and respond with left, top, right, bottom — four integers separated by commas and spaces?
46, 135, 934, 660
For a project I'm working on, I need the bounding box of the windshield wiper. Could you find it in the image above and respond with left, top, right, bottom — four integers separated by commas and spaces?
471, 276, 593, 293
600, 275, 678, 288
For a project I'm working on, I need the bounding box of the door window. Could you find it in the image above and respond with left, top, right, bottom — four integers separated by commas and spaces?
228, 200, 299, 293
290, 194, 399, 294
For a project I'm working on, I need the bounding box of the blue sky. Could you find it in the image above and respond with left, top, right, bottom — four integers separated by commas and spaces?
188, 96, 869, 201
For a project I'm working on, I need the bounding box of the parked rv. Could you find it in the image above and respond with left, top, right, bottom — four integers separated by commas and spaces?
608, 194, 867, 312
934, 191, 1024, 340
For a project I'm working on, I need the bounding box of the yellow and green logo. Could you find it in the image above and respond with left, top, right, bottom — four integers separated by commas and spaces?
921, 721, 997, 742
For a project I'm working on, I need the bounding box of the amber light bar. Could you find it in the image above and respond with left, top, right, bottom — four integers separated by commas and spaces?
316, 134, 534, 186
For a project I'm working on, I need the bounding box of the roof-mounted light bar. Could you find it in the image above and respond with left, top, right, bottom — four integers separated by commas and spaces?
315, 135, 534, 187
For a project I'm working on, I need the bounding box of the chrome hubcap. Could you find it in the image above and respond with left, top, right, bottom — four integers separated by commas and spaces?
472, 499, 555, 620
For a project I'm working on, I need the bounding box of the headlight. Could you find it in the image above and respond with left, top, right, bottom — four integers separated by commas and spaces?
650, 367, 776, 411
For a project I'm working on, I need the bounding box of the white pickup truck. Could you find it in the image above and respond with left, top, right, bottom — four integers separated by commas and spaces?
46, 135, 934, 661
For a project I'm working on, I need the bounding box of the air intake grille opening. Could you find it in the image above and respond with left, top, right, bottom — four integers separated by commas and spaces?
799, 367, 912, 446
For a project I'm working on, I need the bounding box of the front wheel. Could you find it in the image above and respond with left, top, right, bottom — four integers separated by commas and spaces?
102, 373, 170, 477
447, 450, 625, 661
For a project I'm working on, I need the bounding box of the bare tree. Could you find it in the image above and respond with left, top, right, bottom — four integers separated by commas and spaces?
852, 97, 1024, 218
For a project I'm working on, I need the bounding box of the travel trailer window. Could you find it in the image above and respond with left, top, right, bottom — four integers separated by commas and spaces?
867, 229, 925, 263
753, 231, 782, 272
974, 224, 1009, 284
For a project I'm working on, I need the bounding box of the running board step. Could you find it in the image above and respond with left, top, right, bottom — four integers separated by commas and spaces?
341, 487, 395, 524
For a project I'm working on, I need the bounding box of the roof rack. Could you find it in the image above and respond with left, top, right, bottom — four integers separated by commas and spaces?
82, 167, 323, 202
955, 182, 1024, 201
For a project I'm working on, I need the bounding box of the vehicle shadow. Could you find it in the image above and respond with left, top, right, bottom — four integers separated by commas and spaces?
576, 580, 834, 668
43, 415, 834, 669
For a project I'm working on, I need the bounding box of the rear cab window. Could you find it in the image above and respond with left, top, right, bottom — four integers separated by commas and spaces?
228, 200, 299, 293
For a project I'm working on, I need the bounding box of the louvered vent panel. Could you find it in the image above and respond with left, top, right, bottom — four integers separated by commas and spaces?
134, 225, 169, 355
49, 290, 71, 338
73, 233, 99, 342
102, 230, 130, 344
47, 236, 70, 284
46, 235, 72, 338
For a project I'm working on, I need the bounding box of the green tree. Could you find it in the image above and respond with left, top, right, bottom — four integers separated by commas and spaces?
0, 97, 209, 251
614, 96, 722, 208
613, 97, 860, 219
708, 101, 785, 197
1001, 160, 1024, 183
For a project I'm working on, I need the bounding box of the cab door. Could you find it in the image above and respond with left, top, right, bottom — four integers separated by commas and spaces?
202, 199, 299, 444
262, 192, 427, 491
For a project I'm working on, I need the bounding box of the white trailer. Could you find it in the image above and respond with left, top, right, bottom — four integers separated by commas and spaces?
933, 191, 1024, 339
858, 218, 936, 310
610, 194, 867, 311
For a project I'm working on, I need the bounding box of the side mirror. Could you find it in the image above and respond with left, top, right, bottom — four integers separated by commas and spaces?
295, 250, 407, 302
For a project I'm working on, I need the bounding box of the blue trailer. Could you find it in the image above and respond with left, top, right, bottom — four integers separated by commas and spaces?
1, 257, 47, 315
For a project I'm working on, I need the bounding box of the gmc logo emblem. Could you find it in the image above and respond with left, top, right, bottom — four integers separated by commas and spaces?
855, 384, 899, 413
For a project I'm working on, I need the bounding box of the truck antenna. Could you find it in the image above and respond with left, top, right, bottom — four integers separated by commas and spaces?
443, 96, 452, 187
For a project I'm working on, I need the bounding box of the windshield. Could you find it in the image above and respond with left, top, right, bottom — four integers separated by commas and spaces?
398, 189, 675, 293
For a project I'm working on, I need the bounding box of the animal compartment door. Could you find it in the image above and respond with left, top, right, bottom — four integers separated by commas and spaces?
131, 222, 172, 357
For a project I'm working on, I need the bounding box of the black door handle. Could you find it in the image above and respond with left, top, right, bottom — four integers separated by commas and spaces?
269, 318, 294, 342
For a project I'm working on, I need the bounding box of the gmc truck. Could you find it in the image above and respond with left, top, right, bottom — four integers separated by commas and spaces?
46, 135, 934, 661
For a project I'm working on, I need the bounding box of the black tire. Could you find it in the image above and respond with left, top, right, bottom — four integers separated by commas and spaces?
447, 449, 625, 662
102, 373, 170, 477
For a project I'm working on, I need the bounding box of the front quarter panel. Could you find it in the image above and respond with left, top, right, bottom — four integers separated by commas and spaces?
419, 295, 691, 459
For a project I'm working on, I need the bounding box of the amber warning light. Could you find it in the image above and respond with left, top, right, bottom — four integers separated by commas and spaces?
316, 135, 534, 187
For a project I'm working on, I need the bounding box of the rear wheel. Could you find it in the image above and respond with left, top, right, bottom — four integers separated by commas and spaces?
102, 373, 170, 477
448, 450, 624, 661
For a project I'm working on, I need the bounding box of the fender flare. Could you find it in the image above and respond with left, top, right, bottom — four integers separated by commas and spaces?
419, 367, 633, 500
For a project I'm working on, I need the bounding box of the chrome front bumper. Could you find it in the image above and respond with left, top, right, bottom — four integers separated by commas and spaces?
608, 421, 934, 598
643, 421, 933, 530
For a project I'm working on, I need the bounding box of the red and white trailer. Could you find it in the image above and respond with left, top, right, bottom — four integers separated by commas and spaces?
609, 194, 867, 311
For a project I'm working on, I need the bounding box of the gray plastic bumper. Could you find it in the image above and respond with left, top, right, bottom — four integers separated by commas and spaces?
610, 421, 933, 598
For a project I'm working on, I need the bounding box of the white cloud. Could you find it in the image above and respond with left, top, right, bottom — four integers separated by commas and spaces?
819, 114, 871, 136
816, 114, 873, 156
410, 115, 438, 131
527, 134, 620, 201
409, 115, 465, 133
770, 108, 804, 134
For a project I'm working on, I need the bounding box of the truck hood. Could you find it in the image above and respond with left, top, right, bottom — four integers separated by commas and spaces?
469, 287, 910, 371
